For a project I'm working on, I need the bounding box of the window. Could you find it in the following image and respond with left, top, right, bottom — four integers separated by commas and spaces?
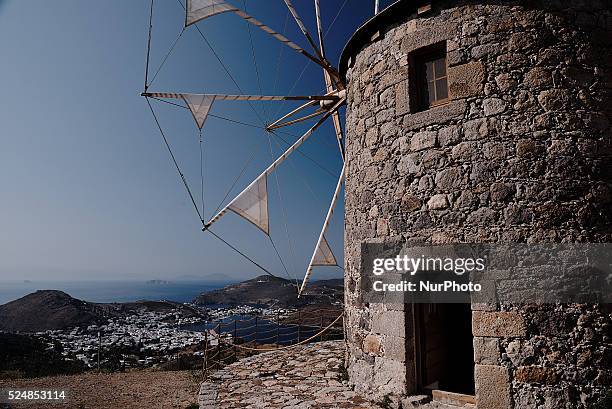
412, 46, 449, 111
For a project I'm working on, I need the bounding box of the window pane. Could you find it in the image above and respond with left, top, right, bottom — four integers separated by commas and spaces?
434, 57, 446, 78
436, 78, 448, 100
428, 81, 436, 105
425, 61, 434, 82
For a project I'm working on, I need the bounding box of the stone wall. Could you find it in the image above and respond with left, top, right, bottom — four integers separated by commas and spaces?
342, 1, 611, 407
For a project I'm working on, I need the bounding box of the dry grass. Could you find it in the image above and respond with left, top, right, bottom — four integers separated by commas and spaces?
0, 370, 200, 408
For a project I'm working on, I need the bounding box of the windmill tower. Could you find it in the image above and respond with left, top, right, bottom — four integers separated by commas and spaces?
339, 0, 611, 408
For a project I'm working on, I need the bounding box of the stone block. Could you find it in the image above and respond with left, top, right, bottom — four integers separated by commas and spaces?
514, 366, 559, 385
537, 89, 572, 111
401, 23, 458, 54
473, 336, 499, 365
402, 101, 467, 130
410, 131, 437, 151
475, 364, 511, 409
427, 194, 449, 210
395, 80, 410, 116
472, 311, 527, 337
483, 98, 507, 116
373, 356, 407, 395
401, 193, 421, 212
382, 335, 407, 362
463, 117, 498, 140
490, 183, 515, 202
438, 125, 461, 146
466, 207, 497, 225
363, 334, 382, 355
435, 167, 463, 190
448, 61, 485, 98
371, 310, 405, 337
524, 66, 553, 88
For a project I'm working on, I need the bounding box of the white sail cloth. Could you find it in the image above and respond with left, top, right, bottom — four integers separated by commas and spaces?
312, 235, 337, 266
186, 0, 237, 26
227, 174, 269, 235
182, 94, 215, 130
205, 98, 345, 236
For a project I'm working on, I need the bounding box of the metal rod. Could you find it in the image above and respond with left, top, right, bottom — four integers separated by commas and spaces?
375, 0, 380, 14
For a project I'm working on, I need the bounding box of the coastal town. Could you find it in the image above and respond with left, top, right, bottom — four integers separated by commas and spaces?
36, 304, 296, 369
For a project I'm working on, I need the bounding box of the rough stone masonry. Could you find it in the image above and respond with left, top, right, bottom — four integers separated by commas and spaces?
340, 1, 611, 408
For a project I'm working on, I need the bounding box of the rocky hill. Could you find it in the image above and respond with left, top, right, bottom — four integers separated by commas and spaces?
193, 275, 343, 307
0, 290, 203, 333
0, 290, 107, 332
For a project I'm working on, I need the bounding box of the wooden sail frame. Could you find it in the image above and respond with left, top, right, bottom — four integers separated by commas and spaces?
142, 0, 348, 292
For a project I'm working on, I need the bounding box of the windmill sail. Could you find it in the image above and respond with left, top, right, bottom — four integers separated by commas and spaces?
315, 0, 344, 158
182, 94, 215, 130
283, 0, 323, 59
312, 235, 337, 266
145, 91, 340, 131
184, 0, 339, 82
186, 0, 238, 26
143, 92, 337, 102
205, 98, 345, 233
227, 174, 269, 234
299, 163, 345, 296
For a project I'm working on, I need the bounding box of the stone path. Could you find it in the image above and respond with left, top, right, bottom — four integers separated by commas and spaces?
198, 341, 379, 409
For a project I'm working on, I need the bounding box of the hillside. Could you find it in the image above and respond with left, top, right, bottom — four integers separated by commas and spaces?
193, 275, 343, 307
0, 290, 107, 332
0, 290, 204, 333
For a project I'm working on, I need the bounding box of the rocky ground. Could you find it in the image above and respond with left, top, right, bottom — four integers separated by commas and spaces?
198, 340, 473, 409
199, 341, 379, 409
0, 370, 200, 408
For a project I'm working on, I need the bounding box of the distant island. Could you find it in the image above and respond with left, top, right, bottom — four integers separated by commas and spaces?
145, 279, 171, 285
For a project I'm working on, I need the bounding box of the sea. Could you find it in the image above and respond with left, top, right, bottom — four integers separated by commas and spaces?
0, 280, 226, 305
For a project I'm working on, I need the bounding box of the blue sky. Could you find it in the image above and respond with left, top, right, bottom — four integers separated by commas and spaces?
0, 0, 393, 283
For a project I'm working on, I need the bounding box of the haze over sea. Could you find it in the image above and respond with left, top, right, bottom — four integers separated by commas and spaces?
0, 280, 226, 305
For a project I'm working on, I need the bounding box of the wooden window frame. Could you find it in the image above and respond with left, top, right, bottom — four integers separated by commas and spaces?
409, 42, 449, 112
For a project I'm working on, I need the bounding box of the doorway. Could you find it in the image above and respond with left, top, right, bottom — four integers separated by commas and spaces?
414, 303, 475, 395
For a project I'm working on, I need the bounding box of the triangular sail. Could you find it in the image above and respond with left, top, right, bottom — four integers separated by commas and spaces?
312, 235, 337, 266
228, 174, 269, 235
186, 0, 237, 26
181, 94, 215, 130
205, 98, 345, 233
299, 164, 345, 296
